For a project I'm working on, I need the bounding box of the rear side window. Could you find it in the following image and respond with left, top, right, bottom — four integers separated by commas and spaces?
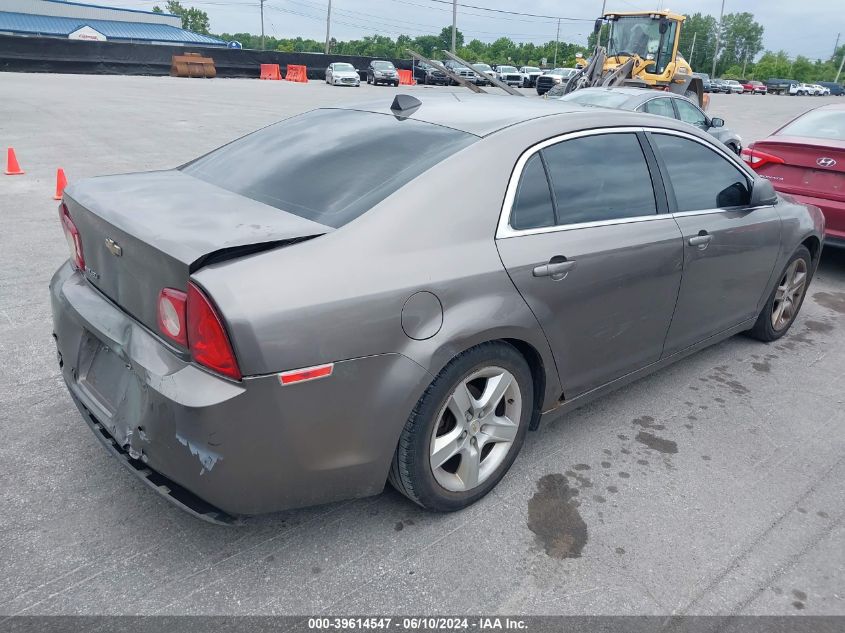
182, 109, 475, 228
643, 98, 676, 119
651, 134, 750, 211
542, 133, 657, 225
510, 154, 555, 230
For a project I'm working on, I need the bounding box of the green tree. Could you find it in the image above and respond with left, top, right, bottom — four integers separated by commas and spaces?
587, 24, 609, 50
791, 55, 814, 82
436, 26, 464, 53
716, 12, 764, 76
153, 1, 209, 34
678, 13, 718, 73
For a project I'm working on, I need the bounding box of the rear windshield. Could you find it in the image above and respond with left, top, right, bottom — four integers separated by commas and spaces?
559, 91, 631, 108
778, 109, 845, 141
181, 109, 476, 228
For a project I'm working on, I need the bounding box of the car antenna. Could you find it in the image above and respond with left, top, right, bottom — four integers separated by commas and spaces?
390, 94, 423, 119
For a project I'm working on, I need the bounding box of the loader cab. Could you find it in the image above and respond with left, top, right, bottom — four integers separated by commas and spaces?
604, 12, 683, 79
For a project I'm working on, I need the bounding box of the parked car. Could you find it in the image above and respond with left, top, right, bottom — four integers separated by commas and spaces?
818, 81, 845, 96
51, 94, 823, 521
811, 84, 831, 96
518, 66, 543, 88
367, 60, 399, 86
693, 72, 712, 92
742, 80, 767, 94
789, 83, 814, 96
472, 63, 496, 85
535, 68, 578, 95
710, 79, 729, 94
413, 61, 449, 86
494, 65, 523, 87
724, 79, 744, 94
550, 87, 743, 154
325, 62, 360, 87
443, 60, 477, 85
742, 102, 844, 247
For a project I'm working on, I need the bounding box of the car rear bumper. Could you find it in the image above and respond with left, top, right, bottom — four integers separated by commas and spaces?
786, 192, 845, 244
50, 263, 431, 518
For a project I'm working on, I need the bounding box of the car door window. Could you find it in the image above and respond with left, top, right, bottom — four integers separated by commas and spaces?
673, 99, 708, 130
643, 98, 677, 119
651, 133, 751, 212
542, 133, 657, 225
510, 154, 555, 230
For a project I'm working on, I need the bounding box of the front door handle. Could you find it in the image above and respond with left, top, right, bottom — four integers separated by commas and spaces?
688, 232, 713, 249
533, 257, 576, 280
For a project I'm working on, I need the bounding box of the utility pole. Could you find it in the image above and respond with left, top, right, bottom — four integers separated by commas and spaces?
741, 51, 748, 78
553, 19, 560, 67
597, 0, 607, 46
260, 0, 265, 50
451, 0, 457, 53
711, 0, 725, 78
836, 51, 845, 83
325, 0, 332, 54
834, 33, 841, 59
689, 31, 697, 63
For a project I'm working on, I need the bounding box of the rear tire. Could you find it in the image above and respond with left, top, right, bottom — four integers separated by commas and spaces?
748, 246, 812, 342
389, 342, 534, 512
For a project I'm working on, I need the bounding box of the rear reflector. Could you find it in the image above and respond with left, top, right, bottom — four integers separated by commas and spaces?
59, 203, 85, 271
157, 288, 188, 346
741, 147, 785, 169
278, 363, 334, 386
187, 282, 242, 381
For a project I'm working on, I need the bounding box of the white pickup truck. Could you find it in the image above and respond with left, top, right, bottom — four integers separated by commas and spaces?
518, 66, 543, 88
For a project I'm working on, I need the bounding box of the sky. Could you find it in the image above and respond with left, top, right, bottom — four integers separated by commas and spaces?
93, 0, 842, 60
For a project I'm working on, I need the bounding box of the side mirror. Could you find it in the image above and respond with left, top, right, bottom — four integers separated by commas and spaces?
594, 18, 603, 35
749, 177, 777, 207
659, 17, 669, 34
710, 117, 725, 128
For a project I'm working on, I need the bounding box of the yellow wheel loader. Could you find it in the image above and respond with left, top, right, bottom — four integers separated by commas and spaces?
566, 10, 708, 109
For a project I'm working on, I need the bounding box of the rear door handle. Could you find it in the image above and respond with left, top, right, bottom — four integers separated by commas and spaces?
533, 257, 576, 280
688, 232, 713, 249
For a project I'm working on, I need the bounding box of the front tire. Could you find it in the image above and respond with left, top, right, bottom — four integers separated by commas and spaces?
389, 342, 534, 512
748, 246, 812, 342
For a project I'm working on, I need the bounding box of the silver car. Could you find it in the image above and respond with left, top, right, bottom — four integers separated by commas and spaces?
325, 62, 360, 87
51, 94, 824, 522
549, 86, 743, 154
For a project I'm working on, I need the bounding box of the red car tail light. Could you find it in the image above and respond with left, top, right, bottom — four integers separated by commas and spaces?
741, 147, 785, 169
59, 203, 85, 270
157, 288, 188, 346
186, 282, 242, 381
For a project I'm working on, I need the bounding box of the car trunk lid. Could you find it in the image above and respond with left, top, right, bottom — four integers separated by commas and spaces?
752, 137, 845, 202
64, 169, 331, 338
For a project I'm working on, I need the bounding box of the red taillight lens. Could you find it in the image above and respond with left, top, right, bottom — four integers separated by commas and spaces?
186, 282, 241, 381
157, 288, 188, 346
59, 204, 85, 270
741, 147, 785, 169
278, 363, 334, 386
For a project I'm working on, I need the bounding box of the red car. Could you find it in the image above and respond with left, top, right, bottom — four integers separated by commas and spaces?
742, 80, 767, 94
742, 103, 844, 246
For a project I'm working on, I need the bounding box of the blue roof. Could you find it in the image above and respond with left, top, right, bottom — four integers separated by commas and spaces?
0, 11, 226, 46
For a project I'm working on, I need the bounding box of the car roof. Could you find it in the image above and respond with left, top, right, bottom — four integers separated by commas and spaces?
330, 93, 584, 137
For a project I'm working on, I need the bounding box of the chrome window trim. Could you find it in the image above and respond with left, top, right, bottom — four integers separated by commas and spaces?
496, 124, 761, 240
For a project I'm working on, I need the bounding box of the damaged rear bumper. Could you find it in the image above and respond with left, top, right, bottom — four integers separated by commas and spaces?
50, 262, 432, 519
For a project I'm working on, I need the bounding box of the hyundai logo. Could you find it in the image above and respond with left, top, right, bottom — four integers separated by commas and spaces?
817, 157, 837, 168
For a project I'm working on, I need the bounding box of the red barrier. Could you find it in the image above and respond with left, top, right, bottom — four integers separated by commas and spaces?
260, 63, 281, 80
397, 69, 416, 86
285, 64, 308, 83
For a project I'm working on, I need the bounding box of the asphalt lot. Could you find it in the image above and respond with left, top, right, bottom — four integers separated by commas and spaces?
0, 73, 843, 616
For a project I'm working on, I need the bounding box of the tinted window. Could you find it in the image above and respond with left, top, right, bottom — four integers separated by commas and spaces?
542, 133, 656, 225
643, 98, 676, 118
674, 99, 708, 130
182, 110, 475, 228
651, 134, 750, 211
778, 109, 845, 141
510, 154, 555, 230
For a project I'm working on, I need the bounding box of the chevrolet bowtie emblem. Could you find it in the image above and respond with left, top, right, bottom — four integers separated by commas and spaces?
105, 238, 123, 257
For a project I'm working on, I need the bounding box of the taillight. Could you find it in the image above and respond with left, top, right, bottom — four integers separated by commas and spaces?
157, 283, 241, 381
157, 288, 188, 346
741, 147, 785, 169
186, 282, 241, 381
59, 204, 85, 270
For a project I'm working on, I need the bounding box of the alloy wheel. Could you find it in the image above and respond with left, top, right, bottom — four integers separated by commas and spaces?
771, 258, 808, 331
429, 366, 522, 492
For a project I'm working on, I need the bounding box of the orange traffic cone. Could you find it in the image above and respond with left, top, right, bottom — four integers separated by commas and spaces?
5, 147, 24, 175
53, 168, 68, 200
